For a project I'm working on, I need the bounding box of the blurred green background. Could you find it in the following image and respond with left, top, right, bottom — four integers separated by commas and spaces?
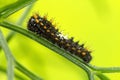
0, 0, 120, 80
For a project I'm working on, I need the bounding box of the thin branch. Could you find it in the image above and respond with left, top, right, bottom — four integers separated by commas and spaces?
0, 66, 28, 80
15, 61, 42, 80
90, 65, 120, 73
0, 4, 34, 50
0, 29, 14, 80
95, 72, 110, 80
0, 0, 37, 19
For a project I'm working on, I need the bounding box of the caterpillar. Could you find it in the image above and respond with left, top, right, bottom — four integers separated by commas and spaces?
27, 14, 92, 63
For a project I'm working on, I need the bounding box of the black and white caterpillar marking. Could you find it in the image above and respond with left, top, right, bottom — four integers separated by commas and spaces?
27, 14, 92, 63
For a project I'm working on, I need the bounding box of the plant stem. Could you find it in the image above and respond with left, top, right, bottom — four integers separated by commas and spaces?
0, 66, 28, 80
0, 0, 37, 19
90, 65, 120, 73
16, 4, 34, 25
95, 72, 110, 80
15, 60, 42, 80
0, 29, 14, 80
69, 54, 120, 73
0, 23, 42, 80
0, 4, 34, 50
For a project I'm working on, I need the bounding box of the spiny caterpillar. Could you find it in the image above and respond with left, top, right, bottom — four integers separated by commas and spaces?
27, 14, 92, 63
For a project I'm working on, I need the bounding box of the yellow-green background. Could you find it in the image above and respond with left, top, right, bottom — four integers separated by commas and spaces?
0, 0, 120, 80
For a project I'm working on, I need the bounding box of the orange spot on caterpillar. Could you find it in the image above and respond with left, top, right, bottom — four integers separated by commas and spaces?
55, 37, 59, 41
33, 14, 38, 19
35, 19, 39, 23
51, 33, 54, 36
46, 29, 50, 33
43, 26, 47, 29
71, 47, 76, 51
40, 22, 44, 26
81, 52, 86, 56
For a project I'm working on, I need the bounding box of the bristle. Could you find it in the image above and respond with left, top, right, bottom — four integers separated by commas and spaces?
75, 41, 79, 45
43, 13, 48, 20
80, 44, 84, 47
33, 14, 38, 19
50, 18, 54, 23
69, 37, 74, 42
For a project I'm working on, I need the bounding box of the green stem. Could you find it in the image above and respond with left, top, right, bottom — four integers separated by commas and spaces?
16, 4, 34, 25
0, 4, 34, 50
0, 0, 37, 19
65, 52, 120, 73
0, 66, 28, 80
0, 23, 42, 80
95, 72, 110, 80
89, 65, 120, 73
15, 60, 42, 80
0, 29, 14, 80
